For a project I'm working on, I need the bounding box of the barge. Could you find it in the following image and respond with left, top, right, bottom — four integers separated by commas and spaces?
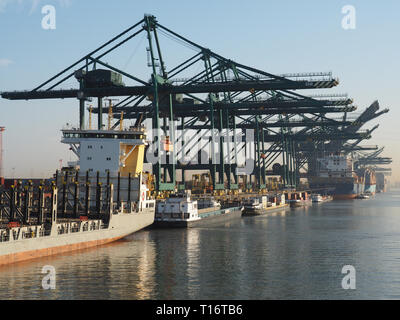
242, 194, 288, 216
152, 192, 243, 228
288, 199, 312, 208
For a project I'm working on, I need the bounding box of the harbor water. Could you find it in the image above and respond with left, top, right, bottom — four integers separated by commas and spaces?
1, 191, 400, 299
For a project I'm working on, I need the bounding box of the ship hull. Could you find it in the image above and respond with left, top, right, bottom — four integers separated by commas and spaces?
0, 209, 154, 266
289, 200, 312, 208
364, 184, 376, 195
332, 194, 358, 200
309, 179, 364, 200
152, 207, 243, 228
242, 204, 288, 216
0, 235, 124, 266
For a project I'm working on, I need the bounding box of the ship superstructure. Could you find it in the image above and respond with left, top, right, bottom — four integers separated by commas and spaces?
61, 125, 151, 206
308, 153, 364, 199
62, 125, 146, 176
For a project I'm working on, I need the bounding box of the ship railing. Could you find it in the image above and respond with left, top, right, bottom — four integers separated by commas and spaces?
62, 124, 79, 130
57, 222, 80, 234
198, 207, 240, 219
89, 221, 101, 231
100, 222, 108, 229
12, 229, 19, 240
171, 212, 185, 219
0, 227, 51, 241
21, 230, 37, 239
58, 224, 67, 235
56, 220, 106, 234
41, 229, 51, 237
82, 222, 89, 232
0, 232, 10, 242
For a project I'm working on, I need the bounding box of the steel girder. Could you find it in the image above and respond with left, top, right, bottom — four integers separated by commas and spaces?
1, 14, 385, 192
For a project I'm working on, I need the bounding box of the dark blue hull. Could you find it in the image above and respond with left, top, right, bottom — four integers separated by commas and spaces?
309, 180, 364, 199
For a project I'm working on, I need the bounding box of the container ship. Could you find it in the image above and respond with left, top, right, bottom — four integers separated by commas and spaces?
0, 126, 155, 265
308, 153, 364, 200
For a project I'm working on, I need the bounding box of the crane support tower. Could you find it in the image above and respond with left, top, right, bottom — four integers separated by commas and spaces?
0, 127, 5, 185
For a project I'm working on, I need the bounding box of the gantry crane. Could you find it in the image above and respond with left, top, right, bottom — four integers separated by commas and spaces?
0, 15, 389, 192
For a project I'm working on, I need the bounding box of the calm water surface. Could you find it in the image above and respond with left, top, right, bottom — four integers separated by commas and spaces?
1, 191, 400, 300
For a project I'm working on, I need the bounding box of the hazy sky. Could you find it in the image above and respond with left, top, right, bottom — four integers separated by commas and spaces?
0, 0, 398, 180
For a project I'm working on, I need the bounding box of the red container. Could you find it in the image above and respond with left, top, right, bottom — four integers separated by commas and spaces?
8, 221, 20, 228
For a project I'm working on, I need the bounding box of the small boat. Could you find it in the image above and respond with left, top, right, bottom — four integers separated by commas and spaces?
288, 197, 312, 208
242, 195, 288, 216
311, 194, 333, 203
356, 193, 370, 199
311, 194, 323, 202
288, 199, 302, 208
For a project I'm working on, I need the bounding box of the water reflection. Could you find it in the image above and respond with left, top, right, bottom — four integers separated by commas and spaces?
1, 192, 400, 299
186, 229, 200, 299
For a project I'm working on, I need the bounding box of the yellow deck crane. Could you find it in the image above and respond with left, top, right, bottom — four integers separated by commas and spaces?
191, 172, 212, 194
104, 98, 119, 130
88, 105, 93, 129
119, 111, 124, 131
